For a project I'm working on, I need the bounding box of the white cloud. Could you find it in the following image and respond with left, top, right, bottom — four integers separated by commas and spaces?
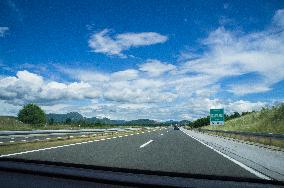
111, 69, 139, 80
181, 9, 284, 96
227, 84, 271, 96
139, 59, 176, 77
0, 27, 9, 37
226, 100, 266, 113
272, 9, 284, 27
1, 9, 284, 121
0, 70, 100, 105
88, 29, 168, 57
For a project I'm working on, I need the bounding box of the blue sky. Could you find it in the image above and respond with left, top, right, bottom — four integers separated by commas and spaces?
0, 0, 284, 120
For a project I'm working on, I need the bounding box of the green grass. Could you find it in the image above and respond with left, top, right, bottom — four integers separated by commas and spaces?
0, 129, 145, 155
203, 104, 284, 134
0, 116, 141, 131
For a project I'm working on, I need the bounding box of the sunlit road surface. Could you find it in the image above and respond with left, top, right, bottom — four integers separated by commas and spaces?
3, 127, 263, 179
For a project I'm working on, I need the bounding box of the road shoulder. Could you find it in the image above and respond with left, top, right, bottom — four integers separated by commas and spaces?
181, 128, 284, 181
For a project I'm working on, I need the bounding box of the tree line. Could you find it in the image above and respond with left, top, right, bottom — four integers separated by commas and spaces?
16, 103, 256, 128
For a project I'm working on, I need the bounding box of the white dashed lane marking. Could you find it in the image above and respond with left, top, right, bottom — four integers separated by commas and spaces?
140, 140, 154, 148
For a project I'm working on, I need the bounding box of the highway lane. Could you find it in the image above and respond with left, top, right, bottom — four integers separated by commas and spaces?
5, 128, 259, 179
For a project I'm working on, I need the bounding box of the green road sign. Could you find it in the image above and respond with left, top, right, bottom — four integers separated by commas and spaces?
210, 109, 224, 125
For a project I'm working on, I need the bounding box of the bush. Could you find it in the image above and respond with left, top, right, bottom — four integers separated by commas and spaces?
18, 103, 46, 125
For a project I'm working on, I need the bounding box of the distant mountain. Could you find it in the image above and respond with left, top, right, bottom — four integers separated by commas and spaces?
47, 112, 84, 123
164, 120, 179, 125
125, 119, 159, 125
46, 112, 189, 125
84, 117, 126, 125
179, 120, 191, 125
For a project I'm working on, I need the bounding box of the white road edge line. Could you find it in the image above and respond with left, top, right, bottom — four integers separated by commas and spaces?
0, 136, 116, 158
0, 142, 87, 158
139, 140, 154, 148
180, 128, 271, 180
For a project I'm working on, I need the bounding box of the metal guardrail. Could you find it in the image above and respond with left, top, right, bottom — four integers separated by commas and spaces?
198, 129, 284, 141
0, 128, 142, 136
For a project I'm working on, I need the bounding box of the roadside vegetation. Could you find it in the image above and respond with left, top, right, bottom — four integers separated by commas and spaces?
0, 129, 147, 155
0, 103, 157, 130
188, 111, 249, 128
203, 103, 284, 134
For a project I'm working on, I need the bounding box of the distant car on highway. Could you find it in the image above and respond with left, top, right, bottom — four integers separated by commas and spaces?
174, 125, 179, 130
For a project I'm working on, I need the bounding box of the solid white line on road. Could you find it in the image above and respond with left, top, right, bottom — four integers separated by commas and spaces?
140, 140, 154, 148
180, 128, 271, 180
0, 138, 104, 158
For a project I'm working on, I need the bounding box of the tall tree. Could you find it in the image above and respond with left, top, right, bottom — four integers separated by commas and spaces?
18, 103, 46, 125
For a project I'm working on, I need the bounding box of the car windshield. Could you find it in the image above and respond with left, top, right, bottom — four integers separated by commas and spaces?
0, 0, 284, 183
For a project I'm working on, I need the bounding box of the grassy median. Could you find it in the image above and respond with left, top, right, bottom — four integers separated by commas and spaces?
0, 130, 145, 155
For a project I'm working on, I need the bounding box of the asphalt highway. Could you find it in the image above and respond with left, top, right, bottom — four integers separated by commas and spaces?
3, 127, 261, 179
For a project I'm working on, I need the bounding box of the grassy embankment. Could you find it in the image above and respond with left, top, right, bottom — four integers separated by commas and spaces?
202, 104, 284, 148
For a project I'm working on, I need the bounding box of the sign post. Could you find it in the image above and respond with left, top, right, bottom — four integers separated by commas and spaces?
210, 109, 224, 125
